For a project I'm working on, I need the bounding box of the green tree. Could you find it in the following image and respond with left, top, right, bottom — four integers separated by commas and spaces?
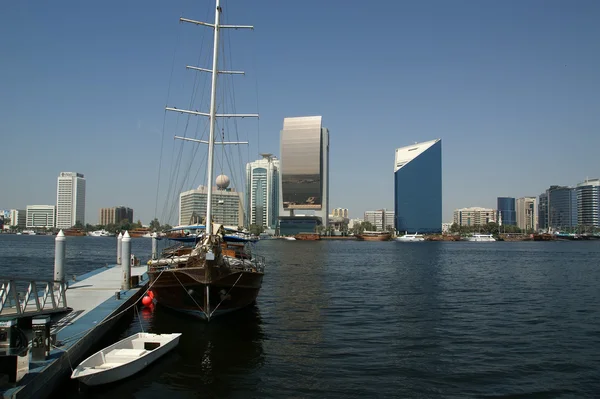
248, 224, 264, 236
149, 218, 161, 232
74, 220, 84, 229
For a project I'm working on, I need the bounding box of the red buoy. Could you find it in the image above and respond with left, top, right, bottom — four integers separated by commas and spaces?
142, 295, 152, 306
148, 290, 155, 299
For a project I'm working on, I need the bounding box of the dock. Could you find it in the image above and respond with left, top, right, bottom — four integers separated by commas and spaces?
0, 262, 149, 399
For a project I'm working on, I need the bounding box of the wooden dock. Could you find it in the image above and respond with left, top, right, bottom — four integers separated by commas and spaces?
1, 264, 149, 399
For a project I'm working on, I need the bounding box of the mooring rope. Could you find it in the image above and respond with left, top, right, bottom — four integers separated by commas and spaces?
172, 271, 207, 318
209, 272, 242, 317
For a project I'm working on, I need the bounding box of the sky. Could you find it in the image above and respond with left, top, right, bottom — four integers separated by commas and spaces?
1, 0, 599, 225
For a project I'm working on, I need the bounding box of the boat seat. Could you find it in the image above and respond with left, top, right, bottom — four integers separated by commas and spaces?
107, 349, 148, 357
104, 348, 149, 363
94, 362, 121, 369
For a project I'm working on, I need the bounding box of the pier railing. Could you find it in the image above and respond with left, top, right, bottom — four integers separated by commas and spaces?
0, 277, 69, 318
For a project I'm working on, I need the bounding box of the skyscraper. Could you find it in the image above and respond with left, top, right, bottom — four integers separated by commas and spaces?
576, 178, 600, 228
56, 172, 86, 229
394, 139, 442, 233
99, 206, 134, 226
497, 197, 516, 226
547, 185, 577, 230
279, 116, 329, 235
516, 197, 538, 232
245, 154, 280, 229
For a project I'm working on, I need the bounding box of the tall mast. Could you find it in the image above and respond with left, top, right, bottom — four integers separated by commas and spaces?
167, 0, 258, 237
205, 0, 223, 236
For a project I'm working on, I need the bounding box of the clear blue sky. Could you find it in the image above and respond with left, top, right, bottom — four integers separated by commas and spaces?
1, 0, 599, 225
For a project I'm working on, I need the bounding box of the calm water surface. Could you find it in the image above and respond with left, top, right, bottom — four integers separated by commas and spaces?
1, 235, 599, 398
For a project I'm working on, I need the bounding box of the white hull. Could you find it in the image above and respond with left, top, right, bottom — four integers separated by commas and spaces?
395, 234, 425, 242
71, 332, 181, 386
283, 237, 296, 240
466, 234, 496, 242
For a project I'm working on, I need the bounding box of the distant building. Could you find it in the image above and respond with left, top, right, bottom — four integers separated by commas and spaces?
394, 139, 442, 234
453, 207, 497, 226
278, 116, 329, 235
26, 205, 56, 228
348, 218, 363, 229
497, 197, 516, 226
9, 209, 26, 229
364, 209, 394, 231
179, 178, 243, 228
331, 208, 348, 218
576, 178, 600, 228
441, 222, 452, 233
547, 185, 577, 230
245, 154, 280, 229
516, 197, 538, 232
538, 192, 548, 230
56, 172, 86, 229
99, 206, 134, 226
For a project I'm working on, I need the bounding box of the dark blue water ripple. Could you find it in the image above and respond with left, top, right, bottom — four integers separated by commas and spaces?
1, 236, 599, 398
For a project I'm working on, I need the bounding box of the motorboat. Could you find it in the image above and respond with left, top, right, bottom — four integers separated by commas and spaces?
395, 232, 425, 242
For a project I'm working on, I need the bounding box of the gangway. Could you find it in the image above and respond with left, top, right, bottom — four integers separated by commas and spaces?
0, 277, 69, 319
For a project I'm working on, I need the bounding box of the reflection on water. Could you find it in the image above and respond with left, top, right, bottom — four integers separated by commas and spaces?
3, 236, 600, 397
64, 304, 265, 398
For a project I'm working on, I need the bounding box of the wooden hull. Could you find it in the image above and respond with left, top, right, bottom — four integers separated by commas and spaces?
294, 233, 320, 240
355, 233, 391, 241
148, 268, 263, 321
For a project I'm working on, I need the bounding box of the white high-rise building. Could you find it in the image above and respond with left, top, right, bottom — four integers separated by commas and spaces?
516, 197, 538, 232
245, 154, 280, 229
179, 177, 244, 228
56, 172, 86, 229
364, 209, 394, 231
576, 178, 600, 228
9, 209, 26, 229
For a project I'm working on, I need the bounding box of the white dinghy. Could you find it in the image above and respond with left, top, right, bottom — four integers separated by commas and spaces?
71, 332, 182, 386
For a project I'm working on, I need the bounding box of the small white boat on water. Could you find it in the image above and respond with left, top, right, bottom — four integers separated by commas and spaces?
395, 232, 425, 242
71, 332, 181, 386
465, 233, 496, 242
88, 229, 114, 237
283, 236, 296, 240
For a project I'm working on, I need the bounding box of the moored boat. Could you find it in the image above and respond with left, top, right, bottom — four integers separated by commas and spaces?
146, 0, 265, 322
295, 232, 320, 240
465, 233, 496, 242
71, 332, 181, 386
355, 231, 391, 241
395, 232, 425, 242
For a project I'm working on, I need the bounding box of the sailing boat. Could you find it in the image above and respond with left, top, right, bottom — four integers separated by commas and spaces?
147, 0, 265, 321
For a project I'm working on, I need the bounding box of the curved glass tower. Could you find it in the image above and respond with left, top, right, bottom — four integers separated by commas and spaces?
394, 139, 442, 234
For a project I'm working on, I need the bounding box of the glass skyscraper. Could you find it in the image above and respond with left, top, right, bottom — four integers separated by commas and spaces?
547, 185, 577, 230
394, 139, 442, 234
497, 197, 516, 226
279, 116, 329, 235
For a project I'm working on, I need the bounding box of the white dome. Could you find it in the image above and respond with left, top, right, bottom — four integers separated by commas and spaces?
216, 174, 230, 189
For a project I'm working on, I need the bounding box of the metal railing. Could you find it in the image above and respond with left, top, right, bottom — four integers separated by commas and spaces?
0, 277, 68, 317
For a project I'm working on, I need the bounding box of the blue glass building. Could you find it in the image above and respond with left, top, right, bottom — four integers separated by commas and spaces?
497, 197, 516, 226
547, 185, 577, 230
394, 139, 442, 234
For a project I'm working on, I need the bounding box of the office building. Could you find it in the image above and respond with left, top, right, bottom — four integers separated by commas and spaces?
246, 154, 280, 229
497, 197, 516, 226
576, 178, 600, 228
179, 176, 243, 228
516, 197, 538, 232
26, 205, 56, 228
279, 116, 329, 235
547, 185, 577, 230
394, 139, 442, 233
99, 206, 134, 226
9, 209, 26, 229
453, 207, 497, 226
364, 209, 395, 231
56, 172, 86, 229
538, 192, 548, 231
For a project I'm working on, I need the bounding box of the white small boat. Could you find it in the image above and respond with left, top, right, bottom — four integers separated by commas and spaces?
395, 232, 425, 242
71, 332, 181, 386
283, 236, 296, 240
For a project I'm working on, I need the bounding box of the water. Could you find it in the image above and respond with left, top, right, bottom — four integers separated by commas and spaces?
1, 236, 599, 398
